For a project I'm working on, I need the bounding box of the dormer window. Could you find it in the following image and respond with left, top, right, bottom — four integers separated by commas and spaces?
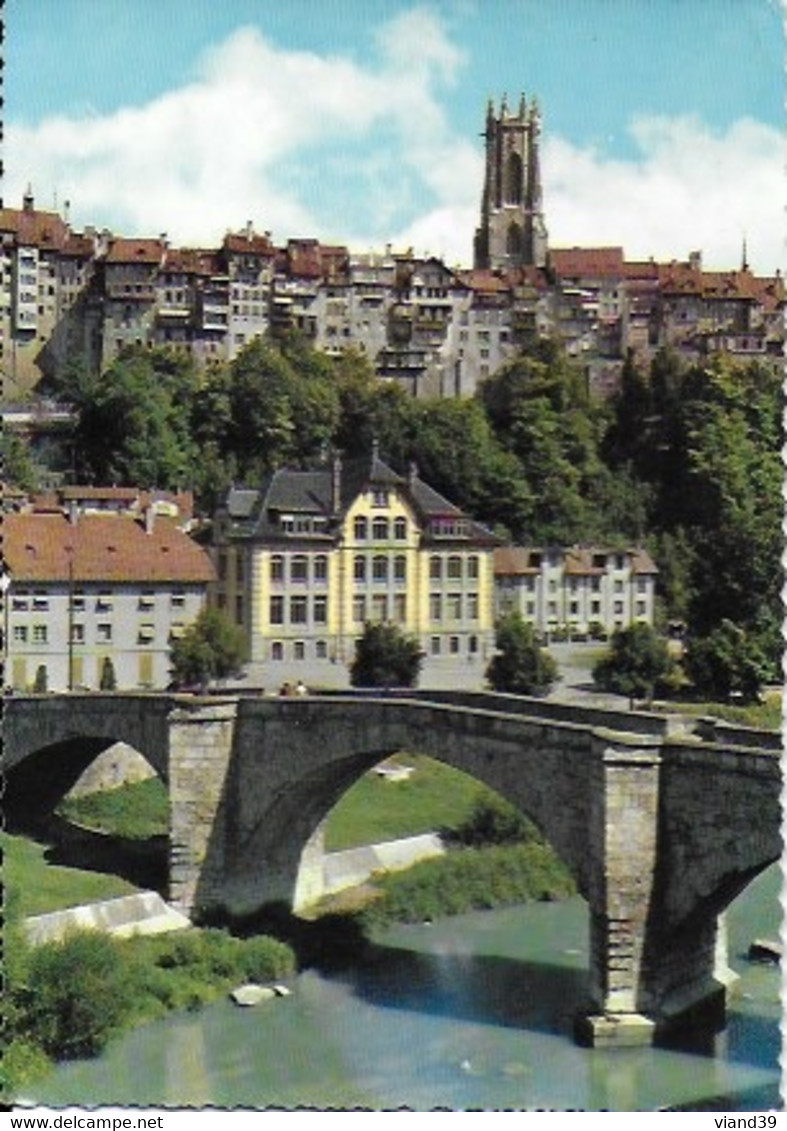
372, 489, 389, 508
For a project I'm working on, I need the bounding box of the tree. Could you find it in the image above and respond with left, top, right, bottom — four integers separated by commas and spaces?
228, 335, 340, 478
70, 346, 199, 488
486, 614, 558, 696
0, 432, 39, 492
592, 623, 673, 706
685, 620, 769, 704
350, 622, 423, 688
170, 607, 247, 689
25, 931, 132, 1058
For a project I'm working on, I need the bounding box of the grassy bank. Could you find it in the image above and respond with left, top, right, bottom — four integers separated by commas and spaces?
57, 777, 168, 840
2, 913, 295, 1102
355, 840, 576, 931
324, 753, 491, 850
1, 832, 138, 917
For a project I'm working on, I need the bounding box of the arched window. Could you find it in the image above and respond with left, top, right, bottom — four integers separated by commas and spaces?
447, 555, 462, 580
429, 555, 442, 581
372, 555, 388, 582
314, 555, 328, 583
394, 555, 407, 583
507, 222, 523, 258
394, 517, 407, 540
354, 515, 368, 541
504, 152, 523, 204
354, 555, 366, 582
372, 517, 389, 541
270, 555, 284, 583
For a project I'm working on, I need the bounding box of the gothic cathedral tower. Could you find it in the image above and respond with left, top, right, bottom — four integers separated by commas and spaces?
474, 94, 548, 271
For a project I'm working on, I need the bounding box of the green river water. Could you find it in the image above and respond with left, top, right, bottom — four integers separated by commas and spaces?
29, 864, 781, 1112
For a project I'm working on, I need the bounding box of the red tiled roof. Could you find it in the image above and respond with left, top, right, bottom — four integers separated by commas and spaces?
621, 260, 660, 281
59, 486, 139, 501
550, 247, 625, 279
494, 547, 539, 574
0, 206, 69, 250
223, 231, 276, 257
60, 233, 96, 259
105, 238, 166, 265
4, 513, 215, 584
460, 269, 511, 294
495, 545, 658, 576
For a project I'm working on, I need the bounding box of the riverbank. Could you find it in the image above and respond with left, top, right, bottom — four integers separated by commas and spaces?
24, 867, 782, 1112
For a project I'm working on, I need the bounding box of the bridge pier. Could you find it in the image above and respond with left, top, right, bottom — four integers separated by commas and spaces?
578, 735, 740, 1047
577, 735, 664, 1046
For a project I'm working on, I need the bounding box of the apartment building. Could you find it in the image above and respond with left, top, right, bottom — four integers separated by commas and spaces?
494, 545, 658, 639
212, 449, 499, 679
2, 86, 783, 402
1, 490, 213, 691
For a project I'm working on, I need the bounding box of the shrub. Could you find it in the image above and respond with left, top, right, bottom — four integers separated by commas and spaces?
358, 842, 575, 931
592, 623, 673, 705
486, 614, 559, 696
25, 931, 133, 1058
350, 621, 423, 688
239, 935, 296, 983
445, 791, 538, 847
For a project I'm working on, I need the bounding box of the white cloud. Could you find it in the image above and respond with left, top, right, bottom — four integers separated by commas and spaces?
5, 18, 784, 276
544, 115, 786, 274
5, 14, 468, 246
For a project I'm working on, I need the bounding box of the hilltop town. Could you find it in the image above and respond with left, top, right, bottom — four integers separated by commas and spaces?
0, 96, 781, 705
1, 97, 782, 403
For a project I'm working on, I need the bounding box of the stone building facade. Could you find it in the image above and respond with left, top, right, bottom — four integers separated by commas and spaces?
211, 449, 499, 681
2, 102, 782, 401
1, 488, 213, 691
494, 545, 658, 639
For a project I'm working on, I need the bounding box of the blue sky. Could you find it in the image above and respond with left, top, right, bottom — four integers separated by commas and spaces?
5, 0, 785, 271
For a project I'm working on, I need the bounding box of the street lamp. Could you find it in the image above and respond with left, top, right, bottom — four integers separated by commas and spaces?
65, 545, 74, 692
0, 571, 11, 693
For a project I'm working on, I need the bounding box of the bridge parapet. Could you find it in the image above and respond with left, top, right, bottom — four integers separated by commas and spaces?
318, 688, 695, 739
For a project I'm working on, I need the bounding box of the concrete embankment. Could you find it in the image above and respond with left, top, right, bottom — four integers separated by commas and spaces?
25, 891, 191, 945
24, 833, 444, 943
322, 832, 445, 895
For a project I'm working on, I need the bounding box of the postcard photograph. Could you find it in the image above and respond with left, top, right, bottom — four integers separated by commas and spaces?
1, 0, 783, 1116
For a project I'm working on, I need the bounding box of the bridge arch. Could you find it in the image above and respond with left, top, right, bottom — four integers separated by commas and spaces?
2, 694, 172, 826
188, 697, 598, 920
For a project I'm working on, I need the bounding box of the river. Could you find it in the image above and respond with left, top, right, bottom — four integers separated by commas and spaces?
29, 864, 781, 1111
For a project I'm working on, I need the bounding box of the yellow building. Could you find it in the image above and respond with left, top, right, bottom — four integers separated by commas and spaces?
212, 448, 499, 680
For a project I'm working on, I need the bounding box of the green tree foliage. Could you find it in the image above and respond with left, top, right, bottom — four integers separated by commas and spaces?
604, 352, 781, 672
350, 622, 423, 688
486, 613, 558, 696
592, 623, 673, 705
170, 606, 247, 688
478, 340, 646, 543
445, 791, 538, 847
685, 620, 770, 704
228, 334, 340, 478
70, 346, 199, 488
0, 431, 39, 492
25, 931, 134, 1058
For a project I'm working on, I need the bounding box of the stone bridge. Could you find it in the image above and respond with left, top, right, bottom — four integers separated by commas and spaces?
2, 690, 781, 1047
